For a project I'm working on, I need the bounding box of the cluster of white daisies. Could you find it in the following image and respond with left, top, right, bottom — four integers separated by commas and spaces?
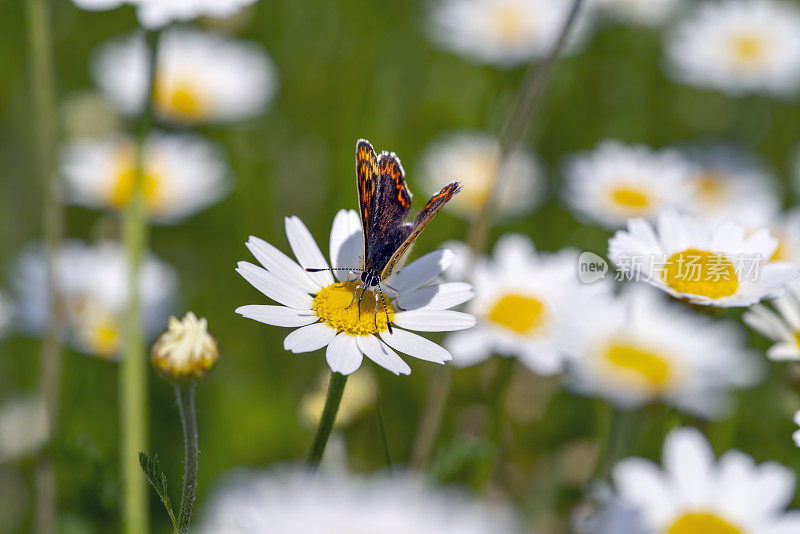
430, 0, 800, 97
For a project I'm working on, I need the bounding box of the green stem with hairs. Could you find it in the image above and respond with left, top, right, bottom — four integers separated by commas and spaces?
175, 385, 199, 534
307, 372, 348, 468
121, 28, 159, 534
26, 0, 65, 532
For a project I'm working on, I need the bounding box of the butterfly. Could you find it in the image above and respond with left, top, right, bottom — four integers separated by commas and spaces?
307, 139, 462, 333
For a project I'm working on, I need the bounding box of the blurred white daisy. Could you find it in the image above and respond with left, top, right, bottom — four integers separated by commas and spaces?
610, 426, 800, 533
428, 0, 594, 68
563, 285, 761, 417
61, 132, 229, 224
593, 0, 681, 27
563, 140, 694, 229
743, 281, 800, 361
417, 131, 545, 220
12, 241, 177, 359
195, 467, 521, 534
299, 369, 377, 428
235, 209, 475, 376
682, 145, 779, 228
794, 411, 800, 447
665, 0, 800, 96
72, 0, 259, 29
766, 209, 800, 263
608, 209, 800, 307
93, 27, 277, 124
0, 396, 48, 463
443, 234, 606, 375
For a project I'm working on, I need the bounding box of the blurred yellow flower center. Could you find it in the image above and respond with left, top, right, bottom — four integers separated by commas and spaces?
492, 4, 527, 44
609, 186, 651, 212
154, 77, 208, 120
666, 512, 743, 534
771, 234, 789, 262
110, 145, 162, 209
312, 281, 394, 336
662, 248, 738, 299
730, 33, 766, 65
488, 293, 546, 334
694, 172, 726, 205
604, 342, 672, 389
85, 318, 121, 358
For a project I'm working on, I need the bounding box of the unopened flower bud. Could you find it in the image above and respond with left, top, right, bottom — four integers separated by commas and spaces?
151, 312, 218, 382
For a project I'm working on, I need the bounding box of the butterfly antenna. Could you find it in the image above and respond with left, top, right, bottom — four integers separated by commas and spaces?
305, 267, 364, 273
379, 289, 393, 334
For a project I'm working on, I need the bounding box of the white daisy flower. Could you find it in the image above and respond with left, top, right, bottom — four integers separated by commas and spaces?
235, 210, 476, 376
195, 467, 521, 534
742, 281, 800, 361
442, 234, 606, 375
608, 209, 800, 307
682, 145, 780, 228
61, 132, 229, 224
593, 0, 681, 27
417, 131, 545, 220
93, 27, 277, 124
0, 396, 48, 463
793, 411, 800, 447
563, 140, 695, 230
428, 0, 594, 69
72, 0, 259, 29
12, 241, 177, 358
610, 426, 800, 533
563, 284, 761, 418
665, 0, 800, 96
766, 209, 800, 263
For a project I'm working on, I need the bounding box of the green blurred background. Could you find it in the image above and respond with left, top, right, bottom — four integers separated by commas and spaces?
3, 1, 800, 532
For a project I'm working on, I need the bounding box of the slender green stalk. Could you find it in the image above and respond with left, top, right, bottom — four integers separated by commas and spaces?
376, 394, 393, 473
410, 0, 586, 471
26, 0, 64, 532
175, 385, 199, 534
121, 29, 160, 534
307, 372, 348, 468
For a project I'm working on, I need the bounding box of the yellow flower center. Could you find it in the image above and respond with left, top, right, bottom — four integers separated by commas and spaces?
665, 512, 743, 534
609, 186, 652, 213
109, 145, 162, 209
694, 172, 726, 205
154, 77, 208, 121
770, 233, 790, 262
312, 281, 395, 336
662, 248, 738, 300
488, 293, 546, 335
491, 4, 528, 45
603, 341, 673, 390
79, 317, 121, 358
730, 33, 767, 67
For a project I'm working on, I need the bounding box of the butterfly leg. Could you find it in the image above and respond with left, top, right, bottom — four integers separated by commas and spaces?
356, 285, 369, 319
346, 282, 362, 310
384, 283, 406, 311
373, 289, 380, 330
379, 289, 393, 334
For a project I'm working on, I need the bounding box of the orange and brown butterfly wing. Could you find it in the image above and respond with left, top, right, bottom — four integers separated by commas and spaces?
356, 139, 380, 266
380, 180, 462, 279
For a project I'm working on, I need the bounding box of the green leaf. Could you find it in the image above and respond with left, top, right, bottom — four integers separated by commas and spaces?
138, 450, 178, 532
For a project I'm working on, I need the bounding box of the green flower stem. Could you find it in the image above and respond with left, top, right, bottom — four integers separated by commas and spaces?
25, 0, 64, 532
410, 0, 586, 472
175, 385, 199, 534
121, 28, 160, 534
307, 372, 348, 468
473, 357, 515, 487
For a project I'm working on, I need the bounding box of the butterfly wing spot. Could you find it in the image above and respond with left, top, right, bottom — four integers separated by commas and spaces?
356, 140, 380, 269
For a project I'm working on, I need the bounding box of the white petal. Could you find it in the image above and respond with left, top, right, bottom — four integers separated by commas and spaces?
767, 342, 800, 361
663, 427, 714, 508
356, 335, 411, 375
246, 236, 320, 293
398, 282, 473, 310
325, 333, 363, 375
235, 305, 318, 327
612, 458, 676, 526
444, 328, 493, 367
285, 216, 334, 287
236, 262, 313, 309
380, 328, 452, 364
329, 210, 363, 282
393, 309, 476, 332
388, 249, 455, 294
283, 322, 337, 353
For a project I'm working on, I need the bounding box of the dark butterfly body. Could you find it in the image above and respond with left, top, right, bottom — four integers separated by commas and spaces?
308, 139, 462, 332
